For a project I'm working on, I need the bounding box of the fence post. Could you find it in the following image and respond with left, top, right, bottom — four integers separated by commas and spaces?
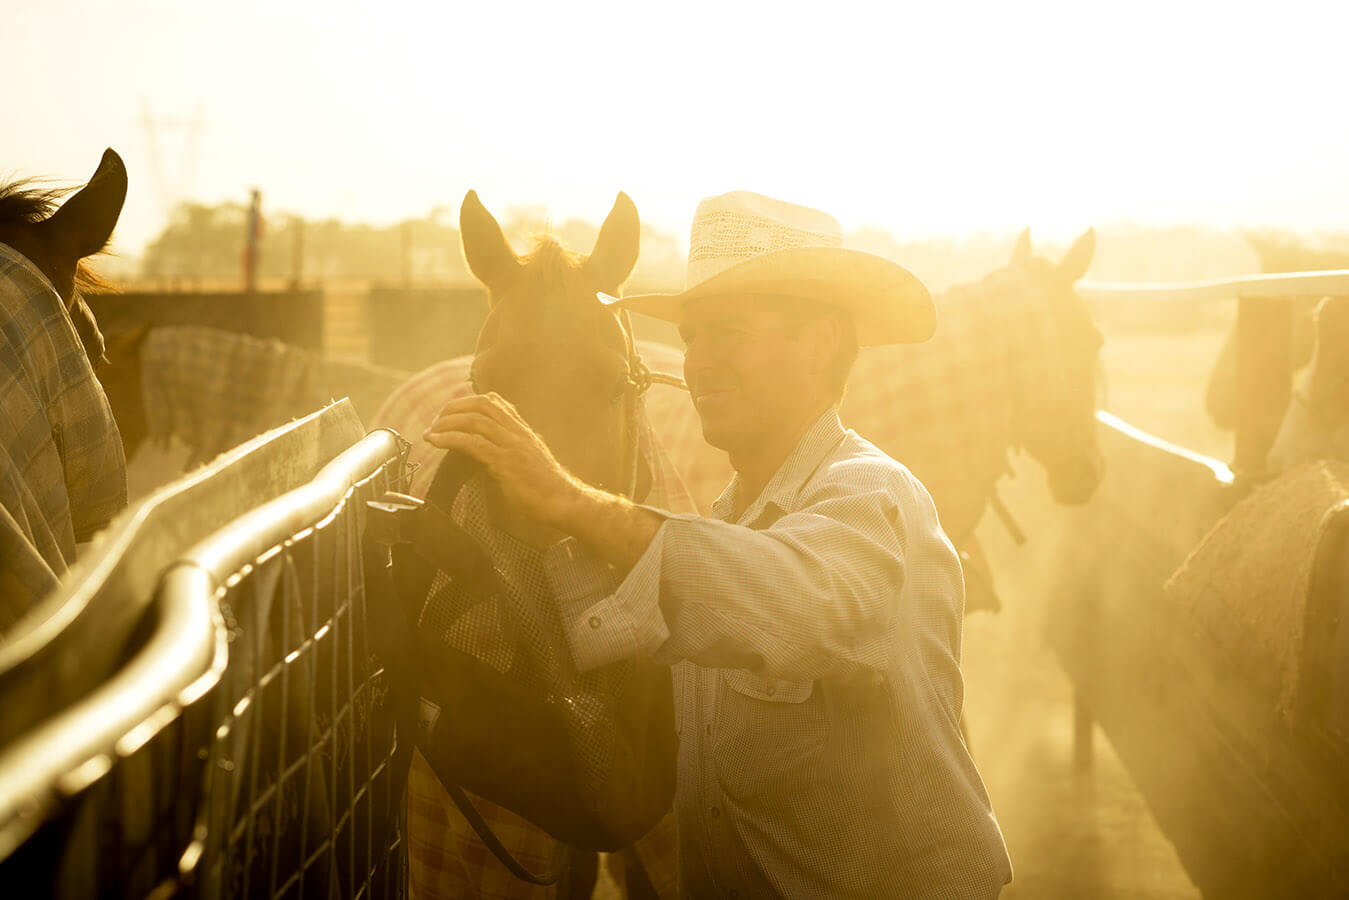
1233, 297, 1292, 476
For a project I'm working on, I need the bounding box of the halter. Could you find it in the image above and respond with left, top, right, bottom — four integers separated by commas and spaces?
618, 308, 687, 500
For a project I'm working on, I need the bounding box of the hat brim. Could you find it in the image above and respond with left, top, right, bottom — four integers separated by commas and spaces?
600, 246, 934, 345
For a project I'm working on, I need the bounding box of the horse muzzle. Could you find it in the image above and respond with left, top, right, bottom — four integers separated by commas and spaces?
1047, 448, 1106, 505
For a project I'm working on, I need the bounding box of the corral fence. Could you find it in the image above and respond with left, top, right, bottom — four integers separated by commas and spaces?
87, 291, 327, 352
0, 401, 412, 899
995, 269, 1349, 897
85, 285, 685, 373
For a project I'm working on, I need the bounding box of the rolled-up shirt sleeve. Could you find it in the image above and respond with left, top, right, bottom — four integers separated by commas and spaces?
544, 461, 912, 682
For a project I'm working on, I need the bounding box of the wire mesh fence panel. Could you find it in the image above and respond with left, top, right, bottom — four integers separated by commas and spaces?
182, 442, 412, 900
0, 417, 414, 900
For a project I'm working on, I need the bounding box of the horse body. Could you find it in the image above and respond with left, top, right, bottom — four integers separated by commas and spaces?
0, 151, 127, 632
1270, 295, 1349, 469
377, 191, 681, 899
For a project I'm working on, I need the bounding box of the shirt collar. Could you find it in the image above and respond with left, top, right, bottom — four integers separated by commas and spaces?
712, 407, 848, 525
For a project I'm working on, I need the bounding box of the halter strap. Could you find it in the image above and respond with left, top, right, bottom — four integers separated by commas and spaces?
618, 309, 687, 500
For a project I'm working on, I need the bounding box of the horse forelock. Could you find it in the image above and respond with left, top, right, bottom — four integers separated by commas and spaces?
0, 179, 113, 298
478, 232, 629, 357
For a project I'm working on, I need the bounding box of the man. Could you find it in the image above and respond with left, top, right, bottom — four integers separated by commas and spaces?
425, 191, 1012, 898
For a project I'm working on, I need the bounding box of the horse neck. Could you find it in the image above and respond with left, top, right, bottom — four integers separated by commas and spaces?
904, 268, 1029, 429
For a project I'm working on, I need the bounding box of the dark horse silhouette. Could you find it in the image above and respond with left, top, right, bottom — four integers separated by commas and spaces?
0, 149, 127, 630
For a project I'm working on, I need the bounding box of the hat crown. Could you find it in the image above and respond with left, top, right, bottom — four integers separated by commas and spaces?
686, 191, 843, 287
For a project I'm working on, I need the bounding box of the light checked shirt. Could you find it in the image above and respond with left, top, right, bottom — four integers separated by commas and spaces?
545, 408, 1013, 899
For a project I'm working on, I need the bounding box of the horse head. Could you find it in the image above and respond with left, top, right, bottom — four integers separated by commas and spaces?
459, 190, 643, 502
0, 149, 126, 366
0, 148, 125, 307
1005, 227, 1105, 505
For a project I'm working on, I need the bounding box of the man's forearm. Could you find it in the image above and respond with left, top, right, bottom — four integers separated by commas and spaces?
554, 483, 665, 575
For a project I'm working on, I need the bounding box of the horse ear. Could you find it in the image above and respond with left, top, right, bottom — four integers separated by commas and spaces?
43, 148, 127, 258
1010, 227, 1032, 268
460, 190, 520, 293
586, 192, 640, 292
1058, 228, 1096, 282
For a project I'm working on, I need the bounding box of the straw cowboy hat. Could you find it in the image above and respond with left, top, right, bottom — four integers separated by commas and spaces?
600, 191, 935, 345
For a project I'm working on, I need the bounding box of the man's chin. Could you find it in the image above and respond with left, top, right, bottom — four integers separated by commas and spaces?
695, 413, 737, 452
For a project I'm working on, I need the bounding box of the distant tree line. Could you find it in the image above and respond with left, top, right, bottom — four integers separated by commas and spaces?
138, 199, 1349, 292
138, 200, 690, 289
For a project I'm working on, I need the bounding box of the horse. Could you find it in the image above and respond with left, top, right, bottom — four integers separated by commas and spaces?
637, 227, 1105, 610
0, 148, 128, 632
1204, 233, 1349, 432
98, 324, 412, 476
1269, 295, 1349, 469
373, 192, 684, 899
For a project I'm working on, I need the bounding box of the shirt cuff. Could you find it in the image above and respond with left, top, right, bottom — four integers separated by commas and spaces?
543, 523, 673, 672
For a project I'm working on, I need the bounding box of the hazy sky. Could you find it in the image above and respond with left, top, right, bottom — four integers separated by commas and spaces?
7, 0, 1348, 256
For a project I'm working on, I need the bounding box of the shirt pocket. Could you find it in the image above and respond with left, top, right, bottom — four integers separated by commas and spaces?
722, 669, 815, 703
714, 669, 828, 802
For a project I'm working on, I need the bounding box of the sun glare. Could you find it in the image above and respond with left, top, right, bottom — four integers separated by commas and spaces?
6, 0, 1347, 254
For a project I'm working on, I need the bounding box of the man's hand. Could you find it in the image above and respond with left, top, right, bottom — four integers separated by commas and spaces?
423, 393, 580, 530
423, 391, 666, 573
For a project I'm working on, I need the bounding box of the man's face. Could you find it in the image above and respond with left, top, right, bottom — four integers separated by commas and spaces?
678, 295, 822, 453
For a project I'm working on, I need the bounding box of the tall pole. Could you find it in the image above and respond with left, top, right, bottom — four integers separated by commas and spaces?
243, 188, 263, 293
290, 215, 305, 289
401, 220, 412, 288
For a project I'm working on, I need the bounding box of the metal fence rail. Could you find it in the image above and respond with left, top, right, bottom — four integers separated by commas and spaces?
0, 410, 411, 899
1078, 268, 1349, 303
172, 426, 411, 899
1080, 267, 1349, 475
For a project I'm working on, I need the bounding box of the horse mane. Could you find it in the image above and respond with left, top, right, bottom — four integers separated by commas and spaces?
0, 177, 115, 294
0, 179, 66, 225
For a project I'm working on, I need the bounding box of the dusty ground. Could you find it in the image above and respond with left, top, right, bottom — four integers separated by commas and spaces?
961, 504, 1201, 899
